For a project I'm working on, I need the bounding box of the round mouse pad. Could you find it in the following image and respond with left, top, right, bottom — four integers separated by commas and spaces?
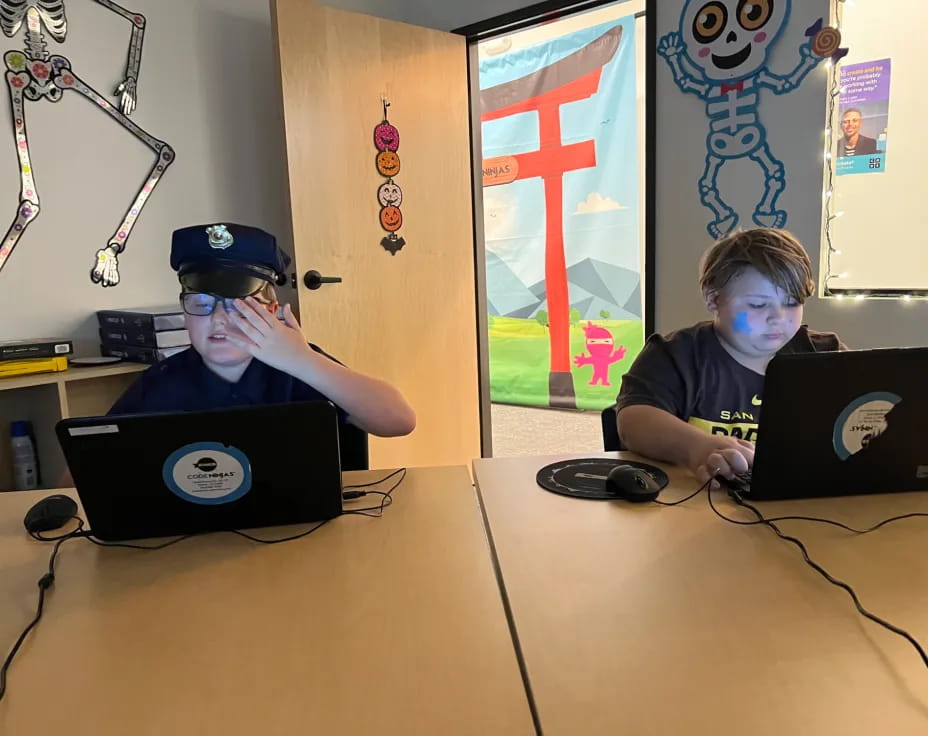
536, 458, 669, 500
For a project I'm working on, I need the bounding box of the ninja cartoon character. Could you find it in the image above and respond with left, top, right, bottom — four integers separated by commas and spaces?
574, 322, 627, 387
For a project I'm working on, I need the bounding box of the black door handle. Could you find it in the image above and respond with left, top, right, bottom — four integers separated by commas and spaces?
303, 270, 343, 290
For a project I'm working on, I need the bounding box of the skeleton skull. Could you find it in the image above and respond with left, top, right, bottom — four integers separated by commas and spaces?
681, 0, 790, 81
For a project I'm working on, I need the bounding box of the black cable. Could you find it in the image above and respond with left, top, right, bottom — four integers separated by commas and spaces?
3, 469, 409, 701
652, 478, 710, 506
340, 468, 407, 511
343, 497, 395, 517
231, 520, 330, 544
0, 529, 81, 703
79, 520, 340, 548
709, 488, 928, 670
29, 516, 85, 542
342, 467, 407, 490
0, 520, 331, 702
715, 506, 928, 534
80, 532, 196, 550
342, 468, 406, 517
652, 478, 928, 535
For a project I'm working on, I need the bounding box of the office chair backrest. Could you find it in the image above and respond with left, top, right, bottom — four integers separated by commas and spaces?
339, 421, 370, 471
601, 404, 624, 451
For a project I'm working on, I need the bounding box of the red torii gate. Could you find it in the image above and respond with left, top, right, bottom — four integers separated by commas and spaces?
481, 26, 623, 408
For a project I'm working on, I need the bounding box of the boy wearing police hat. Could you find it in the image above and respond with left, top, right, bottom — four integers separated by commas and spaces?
108, 223, 416, 438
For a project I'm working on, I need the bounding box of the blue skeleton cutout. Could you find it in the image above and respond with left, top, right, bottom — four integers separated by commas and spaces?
658, 0, 827, 238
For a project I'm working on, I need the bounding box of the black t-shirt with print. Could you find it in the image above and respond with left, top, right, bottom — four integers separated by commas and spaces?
615, 322, 844, 443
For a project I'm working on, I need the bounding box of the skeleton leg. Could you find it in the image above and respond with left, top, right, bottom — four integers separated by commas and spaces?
0, 63, 40, 274
699, 154, 737, 239
749, 143, 787, 229
53, 58, 174, 287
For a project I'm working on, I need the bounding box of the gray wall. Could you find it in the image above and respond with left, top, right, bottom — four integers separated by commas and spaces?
8, 0, 919, 355
654, 0, 925, 348
0, 0, 292, 353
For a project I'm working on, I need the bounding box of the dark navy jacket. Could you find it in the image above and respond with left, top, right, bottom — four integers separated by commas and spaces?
108, 345, 343, 417
106, 346, 372, 470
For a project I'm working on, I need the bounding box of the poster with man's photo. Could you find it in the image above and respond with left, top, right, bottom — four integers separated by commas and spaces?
837, 59, 891, 176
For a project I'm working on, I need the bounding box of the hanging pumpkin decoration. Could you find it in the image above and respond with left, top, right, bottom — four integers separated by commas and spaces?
379, 205, 403, 232
374, 122, 400, 152
377, 181, 403, 208
375, 151, 401, 177
374, 99, 405, 255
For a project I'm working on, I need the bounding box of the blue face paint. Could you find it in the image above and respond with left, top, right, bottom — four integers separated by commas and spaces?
733, 312, 752, 335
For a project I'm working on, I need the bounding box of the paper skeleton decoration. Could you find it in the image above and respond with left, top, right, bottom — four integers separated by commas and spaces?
659, 1, 843, 238
0, 1, 175, 286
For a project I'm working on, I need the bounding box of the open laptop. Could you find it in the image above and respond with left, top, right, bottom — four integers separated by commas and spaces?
56, 401, 344, 541
730, 346, 928, 501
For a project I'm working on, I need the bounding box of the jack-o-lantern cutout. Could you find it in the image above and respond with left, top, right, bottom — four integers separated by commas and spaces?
380, 205, 403, 232
374, 122, 400, 152
378, 181, 403, 208
374, 99, 406, 255
376, 151, 401, 177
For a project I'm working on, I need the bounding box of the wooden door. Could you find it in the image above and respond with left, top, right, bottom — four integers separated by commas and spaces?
272, 0, 481, 469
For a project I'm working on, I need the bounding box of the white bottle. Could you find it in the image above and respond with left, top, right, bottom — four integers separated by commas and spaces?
11, 420, 38, 491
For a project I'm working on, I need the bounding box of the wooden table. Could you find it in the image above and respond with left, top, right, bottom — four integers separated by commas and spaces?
0, 467, 534, 735
474, 452, 928, 736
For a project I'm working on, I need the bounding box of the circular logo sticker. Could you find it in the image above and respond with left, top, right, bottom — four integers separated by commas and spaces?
162, 442, 252, 505
832, 392, 901, 460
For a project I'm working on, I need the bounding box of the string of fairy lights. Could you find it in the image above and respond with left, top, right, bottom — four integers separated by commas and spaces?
820, 0, 844, 297
821, 0, 927, 301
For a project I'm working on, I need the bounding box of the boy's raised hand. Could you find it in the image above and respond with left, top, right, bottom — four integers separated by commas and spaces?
227, 297, 314, 375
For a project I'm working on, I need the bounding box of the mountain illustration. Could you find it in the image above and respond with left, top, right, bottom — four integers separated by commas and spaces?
486, 253, 642, 320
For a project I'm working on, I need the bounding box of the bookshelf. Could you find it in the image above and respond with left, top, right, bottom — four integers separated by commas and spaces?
0, 363, 146, 491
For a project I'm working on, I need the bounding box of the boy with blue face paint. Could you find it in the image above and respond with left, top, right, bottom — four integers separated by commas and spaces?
615, 228, 845, 489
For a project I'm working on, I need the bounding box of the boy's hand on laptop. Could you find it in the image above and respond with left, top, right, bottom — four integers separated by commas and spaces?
690, 436, 754, 491
228, 298, 313, 375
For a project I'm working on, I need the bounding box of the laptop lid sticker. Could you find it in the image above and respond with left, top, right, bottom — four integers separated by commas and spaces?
162, 442, 253, 505
68, 424, 120, 436
832, 392, 902, 460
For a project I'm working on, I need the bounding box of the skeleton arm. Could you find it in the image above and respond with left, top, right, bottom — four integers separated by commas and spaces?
657, 33, 711, 100
676, 52, 708, 84
91, 0, 146, 115
756, 43, 822, 95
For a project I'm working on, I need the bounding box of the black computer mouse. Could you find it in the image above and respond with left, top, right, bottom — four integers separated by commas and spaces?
605, 465, 662, 503
23, 494, 78, 534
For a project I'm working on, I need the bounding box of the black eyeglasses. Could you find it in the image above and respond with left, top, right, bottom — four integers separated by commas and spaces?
179, 291, 270, 316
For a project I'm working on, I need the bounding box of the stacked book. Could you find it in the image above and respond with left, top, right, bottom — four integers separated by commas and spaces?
0, 338, 73, 378
98, 307, 190, 364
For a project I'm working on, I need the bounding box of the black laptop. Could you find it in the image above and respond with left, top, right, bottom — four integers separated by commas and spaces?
56, 401, 344, 541
733, 347, 928, 501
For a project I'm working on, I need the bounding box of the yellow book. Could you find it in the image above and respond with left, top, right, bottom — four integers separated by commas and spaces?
0, 355, 69, 378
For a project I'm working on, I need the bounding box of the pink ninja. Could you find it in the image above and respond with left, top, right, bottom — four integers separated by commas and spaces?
573, 322, 626, 386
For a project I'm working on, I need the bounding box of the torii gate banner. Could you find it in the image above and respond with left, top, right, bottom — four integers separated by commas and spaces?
480, 18, 644, 411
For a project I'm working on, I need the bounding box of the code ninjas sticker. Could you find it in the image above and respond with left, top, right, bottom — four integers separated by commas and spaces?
162, 442, 252, 505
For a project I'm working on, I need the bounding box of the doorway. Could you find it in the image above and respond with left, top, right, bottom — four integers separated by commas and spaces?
466, 1, 651, 457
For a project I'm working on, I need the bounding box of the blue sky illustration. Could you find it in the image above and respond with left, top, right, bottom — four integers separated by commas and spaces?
479, 16, 640, 288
